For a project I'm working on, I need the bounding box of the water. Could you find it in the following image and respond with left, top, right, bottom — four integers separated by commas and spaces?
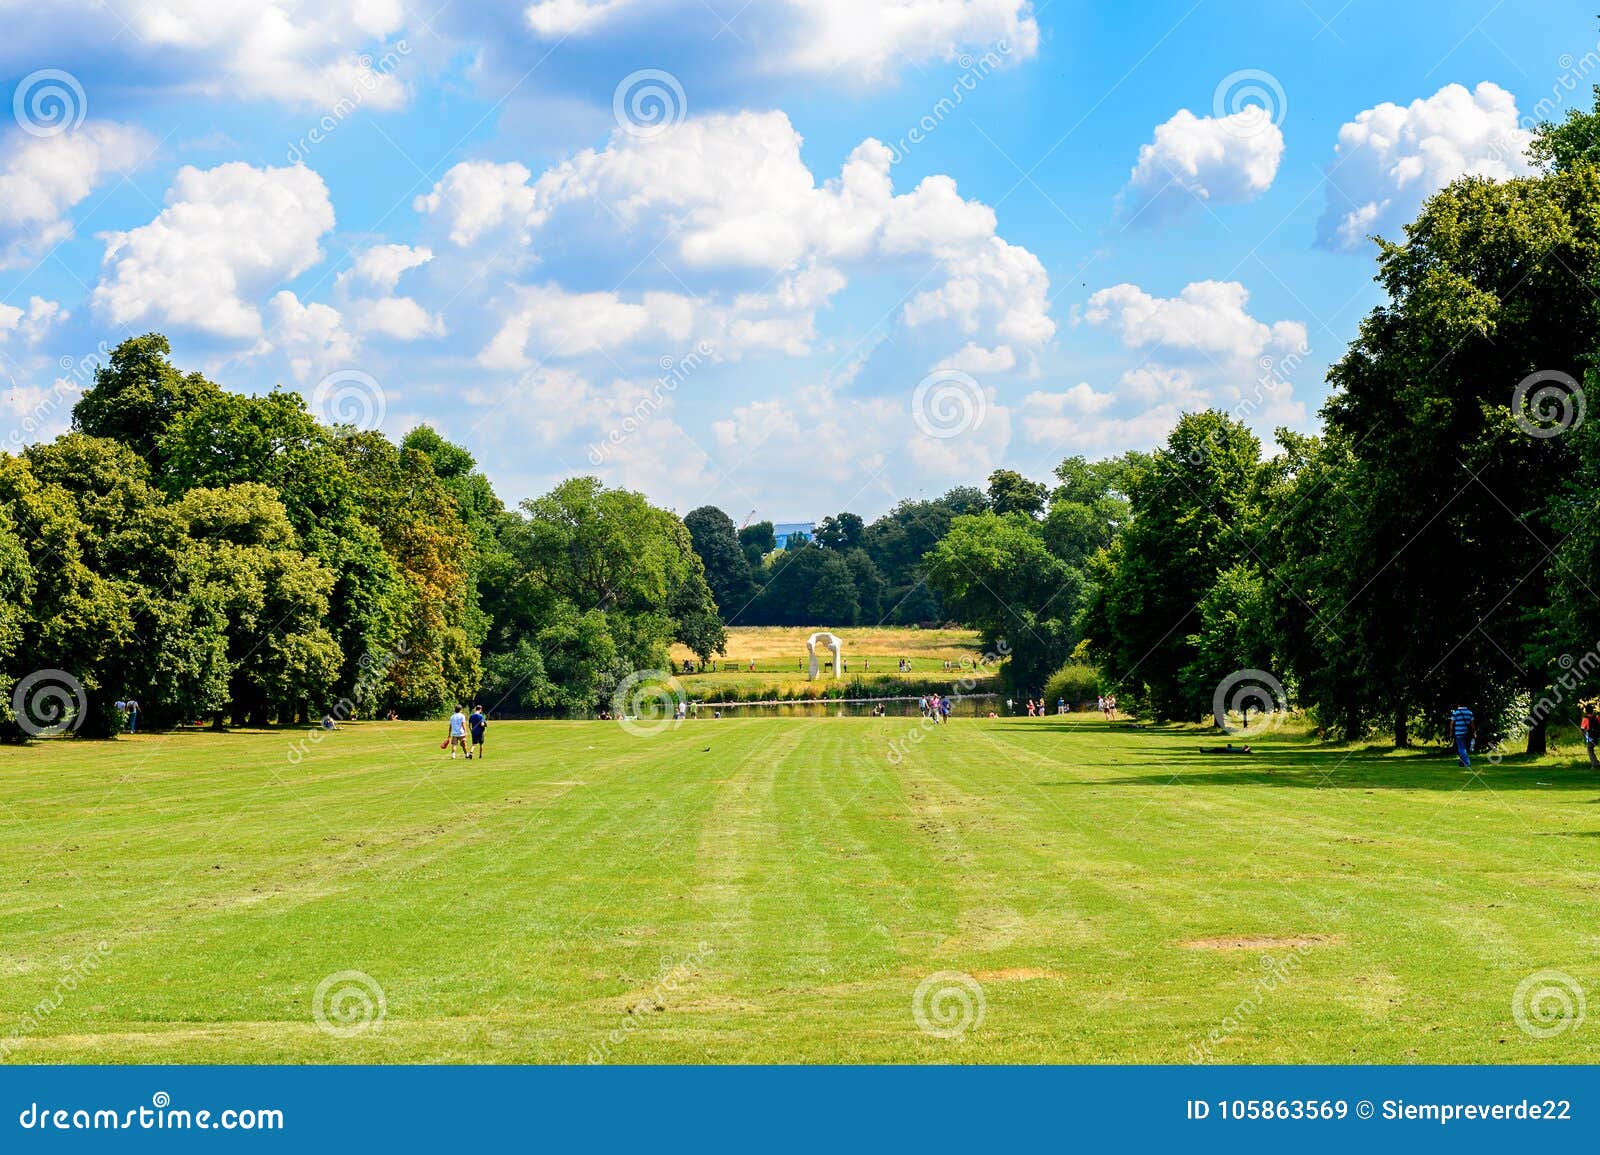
689, 695, 1003, 719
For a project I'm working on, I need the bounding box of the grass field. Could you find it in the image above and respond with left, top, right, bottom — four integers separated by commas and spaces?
668, 625, 995, 701
2, 716, 1597, 1063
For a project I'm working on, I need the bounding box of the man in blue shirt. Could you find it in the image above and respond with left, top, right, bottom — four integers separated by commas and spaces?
1450, 703, 1475, 767
468, 705, 486, 760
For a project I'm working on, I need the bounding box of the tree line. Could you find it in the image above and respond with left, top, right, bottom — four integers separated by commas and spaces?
867, 98, 1600, 752
8, 98, 1600, 747
0, 335, 723, 737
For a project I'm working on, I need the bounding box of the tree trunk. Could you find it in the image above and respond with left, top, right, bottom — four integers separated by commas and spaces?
1394, 711, 1409, 748
1526, 714, 1548, 756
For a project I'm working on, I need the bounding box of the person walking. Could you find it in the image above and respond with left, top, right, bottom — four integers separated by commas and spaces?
447, 705, 469, 759
1449, 702, 1475, 768
468, 704, 486, 760
1582, 700, 1600, 769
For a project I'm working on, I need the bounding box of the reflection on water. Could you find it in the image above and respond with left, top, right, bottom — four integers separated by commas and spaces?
691, 695, 1003, 719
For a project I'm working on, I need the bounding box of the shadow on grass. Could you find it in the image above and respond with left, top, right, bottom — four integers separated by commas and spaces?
1014, 722, 1600, 792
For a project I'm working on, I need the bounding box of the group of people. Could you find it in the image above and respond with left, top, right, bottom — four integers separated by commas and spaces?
1097, 694, 1118, 720
445, 704, 487, 759
918, 694, 954, 722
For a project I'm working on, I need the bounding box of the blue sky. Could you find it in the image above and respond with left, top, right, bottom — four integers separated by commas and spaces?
0, 0, 1588, 520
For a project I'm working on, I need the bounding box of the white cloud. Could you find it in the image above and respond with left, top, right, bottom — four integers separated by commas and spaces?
412, 162, 536, 247
1123, 109, 1283, 223
481, 284, 696, 368
350, 295, 446, 340
945, 343, 1016, 374
519, 0, 1037, 82
1083, 279, 1305, 365
339, 243, 433, 294
524, 0, 631, 36
4, 1, 410, 111
93, 162, 336, 340
0, 297, 65, 344
265, 290, 357, 383
336, 243, 443, 341
422, 111, 1054, 368
1019, 396, 1183, 454
1073, 279, 1313, 449
1319, 81, 1534, 251
0, 123, 151, 267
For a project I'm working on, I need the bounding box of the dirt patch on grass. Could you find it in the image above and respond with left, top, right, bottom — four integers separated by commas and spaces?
1179, 934, 1339, 952
971, 967, 1066, 982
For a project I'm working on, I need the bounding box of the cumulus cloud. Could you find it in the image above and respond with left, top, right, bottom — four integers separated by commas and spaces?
1083, 279, 1306, 365
1318, 81, 1535, 251
1122, 109, 1283, 224
1073, 279, 1312, 446
337, 244, 444, 341
0, 123, 151, 267
518, 0, 1037, 83
420, 111, 1054, 369
481, 284, 696, 368
412, 162, 536, 247
0, 297, 65, 344
265, 290, 357, 383
92, 162, 336, 340
2, 1, 410, 112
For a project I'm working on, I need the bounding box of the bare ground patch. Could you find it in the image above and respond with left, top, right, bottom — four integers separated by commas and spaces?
1179, 934, 1340, 951
971, 967, 1067, 981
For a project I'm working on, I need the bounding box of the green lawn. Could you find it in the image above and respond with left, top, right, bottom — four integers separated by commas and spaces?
2, 716, 1597, 1063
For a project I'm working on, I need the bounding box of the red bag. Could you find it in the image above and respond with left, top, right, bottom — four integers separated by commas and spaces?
439, 739, 450, 749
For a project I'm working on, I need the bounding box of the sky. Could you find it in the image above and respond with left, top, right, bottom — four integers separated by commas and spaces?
0, 0, 1588, 522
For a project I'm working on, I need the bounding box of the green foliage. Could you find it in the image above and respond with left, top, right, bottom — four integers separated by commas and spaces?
1076, 412, 1264, 720
684, 505, 756, 620
1042, 663, 1100, 708
738, 520, 775, 569
986, 468, 1047, 518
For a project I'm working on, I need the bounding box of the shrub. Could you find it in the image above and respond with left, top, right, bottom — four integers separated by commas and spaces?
1042, 663, 1100, 709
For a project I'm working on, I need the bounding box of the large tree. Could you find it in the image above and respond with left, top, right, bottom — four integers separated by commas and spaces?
684, 505, 756, 621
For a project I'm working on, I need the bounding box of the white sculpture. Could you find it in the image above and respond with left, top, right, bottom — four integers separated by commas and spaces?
807, 631, 844, 680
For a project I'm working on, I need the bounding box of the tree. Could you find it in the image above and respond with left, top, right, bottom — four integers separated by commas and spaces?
72, 334, 219, 466
1076, 412, 1264, 720
750, 547, 858, 626
490, 477, 721, 709
986, 469, 1046, 518
162, 391, 415, 712
739, 521, 776, 570
16, 436, 233, 734
0, 505, 33, 730
684, 506, 756, 621
814, 512, 865, 552
174, 483, 341, 724
924, 510, 1077, 691
845, 549, 888, 624
1322, 161, 1600, 749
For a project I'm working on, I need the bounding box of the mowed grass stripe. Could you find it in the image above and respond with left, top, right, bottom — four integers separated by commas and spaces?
2, 717, 1597, 1062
